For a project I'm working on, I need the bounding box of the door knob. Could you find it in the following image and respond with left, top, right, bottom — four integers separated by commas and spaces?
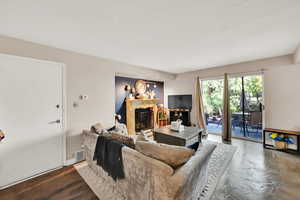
49, 120, 61, 124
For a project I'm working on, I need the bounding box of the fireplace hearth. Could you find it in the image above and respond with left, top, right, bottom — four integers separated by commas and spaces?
135, 108, 154, 132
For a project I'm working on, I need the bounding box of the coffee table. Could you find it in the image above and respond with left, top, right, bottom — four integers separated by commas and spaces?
153, 126, 203, 147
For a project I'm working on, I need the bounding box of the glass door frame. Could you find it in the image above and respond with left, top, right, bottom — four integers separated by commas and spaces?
229, 72, 265, 142
201, 72, 265, 143
201, 76, 224, 135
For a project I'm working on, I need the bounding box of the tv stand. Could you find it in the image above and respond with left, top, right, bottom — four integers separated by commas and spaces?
169, 109, 191, 126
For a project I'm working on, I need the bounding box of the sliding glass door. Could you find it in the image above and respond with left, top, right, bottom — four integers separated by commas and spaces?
237, 75, 263, 140
202, 79, 224, 134
202, 74, 263, 141
229, 77, 244, 136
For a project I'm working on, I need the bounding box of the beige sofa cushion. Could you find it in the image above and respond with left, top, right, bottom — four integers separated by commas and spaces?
135, 141, 195, 168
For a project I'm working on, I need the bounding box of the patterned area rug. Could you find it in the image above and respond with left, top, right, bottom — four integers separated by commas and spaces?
199, 141, 237, 200
74, 141, 236, 200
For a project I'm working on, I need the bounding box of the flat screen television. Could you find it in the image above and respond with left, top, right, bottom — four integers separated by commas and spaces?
168, 95, 192, 110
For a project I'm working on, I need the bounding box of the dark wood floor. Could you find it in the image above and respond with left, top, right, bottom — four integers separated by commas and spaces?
1, 135, 300, 200
0, 166, 98, 200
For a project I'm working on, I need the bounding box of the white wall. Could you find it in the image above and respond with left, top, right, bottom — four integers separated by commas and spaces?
264, 64, 300, 130
0, 35, 176, 159
165, 55, 300, 131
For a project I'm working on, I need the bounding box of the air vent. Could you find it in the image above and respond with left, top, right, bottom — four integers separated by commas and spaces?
75, 151, 84, 162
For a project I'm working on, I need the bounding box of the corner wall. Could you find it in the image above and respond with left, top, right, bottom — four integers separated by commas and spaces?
165, 55, 300, 131
0, 35, 176, 160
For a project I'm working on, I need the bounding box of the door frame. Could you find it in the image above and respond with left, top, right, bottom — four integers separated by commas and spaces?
0, 53, 67, 188
200, 72, 265, 142
61, 63, 67, 166
229, 72, 265, 142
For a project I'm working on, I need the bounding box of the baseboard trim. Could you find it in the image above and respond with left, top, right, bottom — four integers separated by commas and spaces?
0, 166, 62, 190
64, 158, 76, 166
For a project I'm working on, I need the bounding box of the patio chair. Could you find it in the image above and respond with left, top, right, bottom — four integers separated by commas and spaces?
205, 112, 209, 125
231, 114, 243, 131
246, 111, 262, 138
217, 108, 223, 128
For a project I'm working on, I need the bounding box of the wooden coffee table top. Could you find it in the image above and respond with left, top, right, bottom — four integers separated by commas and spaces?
154, 126, 202, 140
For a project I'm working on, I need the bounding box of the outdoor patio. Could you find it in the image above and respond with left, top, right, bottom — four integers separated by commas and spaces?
206, 119, 262, 140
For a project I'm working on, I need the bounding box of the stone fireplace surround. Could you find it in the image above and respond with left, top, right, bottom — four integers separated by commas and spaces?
126, 98, 158, 135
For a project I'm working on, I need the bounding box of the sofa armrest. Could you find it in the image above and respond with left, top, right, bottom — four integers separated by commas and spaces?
170, 143, 216, 200
82, 130, 98, 151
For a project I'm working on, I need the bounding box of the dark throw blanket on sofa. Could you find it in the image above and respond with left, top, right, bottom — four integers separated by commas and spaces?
93, 136, 125, 181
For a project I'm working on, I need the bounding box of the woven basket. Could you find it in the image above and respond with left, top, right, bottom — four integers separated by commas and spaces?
274, 140, 287, 149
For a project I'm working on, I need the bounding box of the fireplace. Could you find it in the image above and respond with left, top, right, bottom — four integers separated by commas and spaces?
126, 98, 159, 134
135, 108, 154, 132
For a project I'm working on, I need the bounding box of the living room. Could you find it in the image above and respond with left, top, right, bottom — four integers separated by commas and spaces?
0, 1, 300, 200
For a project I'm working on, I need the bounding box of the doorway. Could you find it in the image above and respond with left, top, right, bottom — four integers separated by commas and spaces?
230, 74, 263, 141
0, 54, 65, 188
202, 78, 224, 134
201, 74, 264, 141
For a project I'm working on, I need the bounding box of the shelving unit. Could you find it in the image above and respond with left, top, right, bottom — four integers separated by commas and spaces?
263, 128, 300, 154
169, 109, 191, 126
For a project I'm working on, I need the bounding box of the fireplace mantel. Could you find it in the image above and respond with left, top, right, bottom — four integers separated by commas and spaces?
126, 98, 159, 135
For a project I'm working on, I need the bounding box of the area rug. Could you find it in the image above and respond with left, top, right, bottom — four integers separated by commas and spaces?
199, 141, 237, 200
74, 141, 236, 200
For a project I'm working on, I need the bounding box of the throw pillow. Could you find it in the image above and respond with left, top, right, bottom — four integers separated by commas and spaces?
106, 131, 135, 149
91, 123, 108, 134
115, 122, 129, 136
135, 141, 195, 168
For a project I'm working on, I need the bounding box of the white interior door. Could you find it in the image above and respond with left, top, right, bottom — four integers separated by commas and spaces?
0, 54, 64, 189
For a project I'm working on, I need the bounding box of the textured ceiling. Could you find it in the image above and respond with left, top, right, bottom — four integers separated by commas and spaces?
1, 0, 300, 73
